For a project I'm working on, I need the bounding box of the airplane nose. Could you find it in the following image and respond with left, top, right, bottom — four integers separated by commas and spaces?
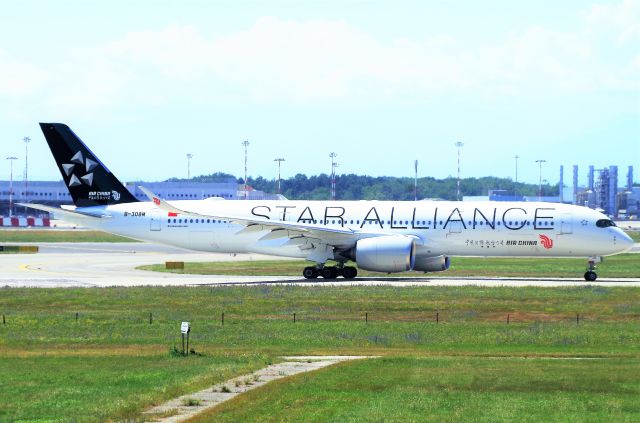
616, 231, 635, 252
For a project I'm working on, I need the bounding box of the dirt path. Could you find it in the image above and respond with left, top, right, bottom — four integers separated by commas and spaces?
143, 355, 373, 422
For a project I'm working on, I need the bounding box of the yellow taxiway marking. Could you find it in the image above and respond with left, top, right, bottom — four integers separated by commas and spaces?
19, 263, 67, 275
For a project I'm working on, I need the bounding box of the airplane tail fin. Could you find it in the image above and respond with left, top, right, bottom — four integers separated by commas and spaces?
39, 123, 139, 207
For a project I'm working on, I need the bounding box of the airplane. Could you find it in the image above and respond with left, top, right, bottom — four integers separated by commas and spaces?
22, 123, 634, 282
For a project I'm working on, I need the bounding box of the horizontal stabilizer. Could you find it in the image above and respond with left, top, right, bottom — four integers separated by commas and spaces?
18, 203, 111, 219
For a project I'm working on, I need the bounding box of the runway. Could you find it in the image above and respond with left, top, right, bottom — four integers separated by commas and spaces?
1, 242, 639, 288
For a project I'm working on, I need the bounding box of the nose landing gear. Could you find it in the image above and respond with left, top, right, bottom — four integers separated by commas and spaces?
584, 257, 602, 281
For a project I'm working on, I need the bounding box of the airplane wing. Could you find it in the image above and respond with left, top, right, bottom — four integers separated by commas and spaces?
138, 186, 380, 260
17, 203, 111, 219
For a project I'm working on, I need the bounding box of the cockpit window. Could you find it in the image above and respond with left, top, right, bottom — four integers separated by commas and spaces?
596, 219, 616, 228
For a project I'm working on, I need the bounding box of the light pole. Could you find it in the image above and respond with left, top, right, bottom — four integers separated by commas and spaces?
329, 152, 337, 200
23, 136, 30, 212
536, 159, 547, 201
6, 156, 17, 217
242, 140, 250, 199
454, 141, 464, 201
186, 153, 193, 179
514, 155, 519, 196
414, 160, 418, 201
274, 158, 285, 195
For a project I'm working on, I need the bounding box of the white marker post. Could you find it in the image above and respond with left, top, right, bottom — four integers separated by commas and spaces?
180, 321, 191, 356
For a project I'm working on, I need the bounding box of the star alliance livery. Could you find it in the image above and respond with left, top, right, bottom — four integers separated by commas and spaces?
23, 123, 634, 281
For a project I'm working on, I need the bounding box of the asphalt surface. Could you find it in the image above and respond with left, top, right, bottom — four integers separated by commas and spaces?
1, 242, 639, 288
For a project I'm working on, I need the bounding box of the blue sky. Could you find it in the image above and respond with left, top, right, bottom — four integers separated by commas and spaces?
1, 0, 638, 186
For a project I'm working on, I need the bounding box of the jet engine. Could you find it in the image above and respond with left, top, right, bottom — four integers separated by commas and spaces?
413, 255, 451, 272
355, 236, 416, 272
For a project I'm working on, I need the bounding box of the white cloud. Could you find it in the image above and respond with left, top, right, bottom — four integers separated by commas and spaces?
0, 49, 47, 96
1, 2, 638, 115
92, 13, 635, 105
585, 0, 640, 45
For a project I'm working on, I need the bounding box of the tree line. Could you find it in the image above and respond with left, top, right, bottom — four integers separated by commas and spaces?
170, 172, 559, 201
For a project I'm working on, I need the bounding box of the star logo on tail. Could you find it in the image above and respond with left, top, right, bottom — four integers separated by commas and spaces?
62, 151, 98, 187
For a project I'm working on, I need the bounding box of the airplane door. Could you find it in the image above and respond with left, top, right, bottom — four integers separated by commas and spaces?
559, 214, 572, 234
150, 210, 162, 231
447, 221, 462, 234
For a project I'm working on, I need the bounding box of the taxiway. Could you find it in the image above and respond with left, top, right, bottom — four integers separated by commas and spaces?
1, 242, 639, 288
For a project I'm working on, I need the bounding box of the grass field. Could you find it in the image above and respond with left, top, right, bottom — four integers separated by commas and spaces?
139, 253, 640, 278
192, 356, 640, 423
0, 229, 137, 243
1, 285, 639, 421
626, 230, 640, 242
0, 354, 266, 422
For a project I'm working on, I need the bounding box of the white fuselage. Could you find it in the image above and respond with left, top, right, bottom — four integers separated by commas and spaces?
63, 199, 633, 260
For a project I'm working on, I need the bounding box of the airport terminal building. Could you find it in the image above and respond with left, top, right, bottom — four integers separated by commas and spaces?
0, 179, 280, 218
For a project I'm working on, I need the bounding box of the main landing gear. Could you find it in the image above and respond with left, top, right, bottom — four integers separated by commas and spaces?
302, 264, 358, 280
584, 257, 601, 281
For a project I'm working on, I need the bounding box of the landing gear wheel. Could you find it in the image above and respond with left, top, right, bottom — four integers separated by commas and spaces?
342, 266, 358, 279
321, 266, 339, 279
302, 266, 319, 279
584, 258, 600, 282
584, 271, 597, 282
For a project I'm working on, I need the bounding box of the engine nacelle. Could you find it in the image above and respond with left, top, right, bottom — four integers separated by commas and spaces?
355, 236, 415, 273
413, 255, 451, 272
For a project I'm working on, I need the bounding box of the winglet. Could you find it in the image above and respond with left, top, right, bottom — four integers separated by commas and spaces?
138, 186, 185, 215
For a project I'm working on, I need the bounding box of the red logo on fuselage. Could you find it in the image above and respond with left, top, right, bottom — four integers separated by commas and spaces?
539, 234, 553, 249
153, 197, 161, 206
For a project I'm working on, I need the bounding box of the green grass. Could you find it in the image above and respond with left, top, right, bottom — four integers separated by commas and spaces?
0, 229, 137, 243
2, 286, 640, 355
0, 353, 266, 422
1, 285, 640, 421
192, 356, 640, 423
139, 253, 640, 278
626, 231, 640, 242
